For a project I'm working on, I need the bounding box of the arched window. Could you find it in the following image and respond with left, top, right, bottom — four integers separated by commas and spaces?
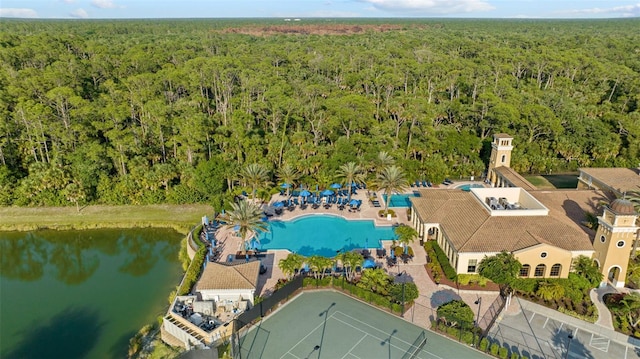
534, 264, 546, 277
519, 264, 530, 277
550, 264, 561, 277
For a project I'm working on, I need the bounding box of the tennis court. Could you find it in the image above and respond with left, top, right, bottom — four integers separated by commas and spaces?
237, 291, 489, 359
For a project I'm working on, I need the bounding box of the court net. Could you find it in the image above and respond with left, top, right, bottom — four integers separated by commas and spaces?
400, 330, 427, 359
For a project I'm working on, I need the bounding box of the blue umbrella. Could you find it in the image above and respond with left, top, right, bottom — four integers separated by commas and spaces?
280, 183, 291, 189
351, 182, 358, 187
330, 183, 342, 189
349, 199, 359, 206
250, 239, 260, 250
363, 259, 376, 269
321, 189, 334, 196
273, 201, 284, 208
233, 224, 240, 232
299, 189, 311, 197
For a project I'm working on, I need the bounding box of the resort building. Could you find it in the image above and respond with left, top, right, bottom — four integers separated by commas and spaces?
411, 133, 640, 288
162, 260, 260, 349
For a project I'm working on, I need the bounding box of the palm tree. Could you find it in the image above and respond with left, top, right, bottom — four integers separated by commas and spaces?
306, 255, 333, 279
376, 165, 409, 215
279, 253, 304, 280
627, 261, 640, 288
239, 163, 271, 200
339, 251, 364, 281
225, 200, 269, 253
536, 281, 565, 302
336, 162, 365, 202
621, 293, 640, 329
357, 268, 391, 295
372, 151, 395, 175
277, 163, 299, 197
394, 224, 418, 256
571, 255, 603, 287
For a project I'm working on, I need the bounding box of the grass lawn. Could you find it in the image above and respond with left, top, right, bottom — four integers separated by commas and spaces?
524, 173, 579, 190
0, 204, 214, 233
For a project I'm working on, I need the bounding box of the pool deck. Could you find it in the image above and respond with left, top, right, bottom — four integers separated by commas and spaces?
212, 182, 498, 331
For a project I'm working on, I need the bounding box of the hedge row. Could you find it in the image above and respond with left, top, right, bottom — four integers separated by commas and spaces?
177, 225, 206, 296
425, 241, 457, 280
302, 276, 403, 314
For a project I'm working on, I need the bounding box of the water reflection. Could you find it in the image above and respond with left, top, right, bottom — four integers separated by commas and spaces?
0, 229, 181, 285
0, 233, 48, 281
3, 306, 104, 359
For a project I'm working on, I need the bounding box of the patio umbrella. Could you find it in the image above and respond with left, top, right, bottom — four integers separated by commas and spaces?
280, 183, 291, 189
273, 201, 284, 208
321, 189, 334, 196
330, 183, 342, 189
349, 199, 359, 206
363, 259, 376, 269
299, 189, 311, 197
233, 224, 240, 232
351, 182, 358, 187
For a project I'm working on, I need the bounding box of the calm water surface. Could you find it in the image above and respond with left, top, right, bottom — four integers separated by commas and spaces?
0, 228, 183, 359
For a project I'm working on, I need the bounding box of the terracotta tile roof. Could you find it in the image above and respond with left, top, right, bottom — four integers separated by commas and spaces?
529, 189, 610, 235
579, 167, 640, 194
412, 189, 594, 254
195, 261, 260, 291
493, 166, 537, 191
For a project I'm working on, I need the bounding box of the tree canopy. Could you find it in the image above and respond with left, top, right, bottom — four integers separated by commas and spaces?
1, 19, 638, 207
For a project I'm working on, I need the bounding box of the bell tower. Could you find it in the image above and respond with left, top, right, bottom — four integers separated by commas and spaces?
593, 199, 638, 288
488, 133, 513, 186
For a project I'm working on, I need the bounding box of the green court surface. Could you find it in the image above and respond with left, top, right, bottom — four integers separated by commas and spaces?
238, 291, 489, 359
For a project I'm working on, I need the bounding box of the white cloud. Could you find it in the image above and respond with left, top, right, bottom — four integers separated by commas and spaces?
91, 0, 117, 9
0, 8, 38, 18
70, 8, 89, 18
567, 3, 640, 17
61, 0, 76, 4
357, 0, 494, 14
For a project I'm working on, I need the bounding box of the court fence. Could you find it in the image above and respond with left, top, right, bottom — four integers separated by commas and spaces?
231, 274, 304, 359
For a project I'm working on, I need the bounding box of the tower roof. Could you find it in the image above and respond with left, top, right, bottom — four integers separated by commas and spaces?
610, 199, 636, 215
493, 133, 513, 139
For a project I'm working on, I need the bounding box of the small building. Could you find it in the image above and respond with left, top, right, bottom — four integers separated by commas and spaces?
162, 260, 261, 349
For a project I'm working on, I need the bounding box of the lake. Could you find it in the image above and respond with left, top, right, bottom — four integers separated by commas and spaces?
0, 228, 184, 359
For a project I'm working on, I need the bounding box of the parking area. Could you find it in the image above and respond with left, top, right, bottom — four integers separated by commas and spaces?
487, 299, 640, 359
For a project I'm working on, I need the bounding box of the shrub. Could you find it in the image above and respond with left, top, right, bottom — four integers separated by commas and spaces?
498, 346, 509, 359
511, 278, 538, 294
430, 242, 457, 280
479, 338, 489, 352
457, 274, 490, 286
490, 343, 499, 356
511, 353, 520, 359
177, 245, 207, 295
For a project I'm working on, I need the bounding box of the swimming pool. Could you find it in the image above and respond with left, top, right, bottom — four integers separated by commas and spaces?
381, 192, 421, 208
457, 184, 484, 192
256, 215, 396, 257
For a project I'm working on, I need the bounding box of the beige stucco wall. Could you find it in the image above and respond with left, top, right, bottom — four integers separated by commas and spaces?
514, 244, 576, 278
200, 288, 255, 305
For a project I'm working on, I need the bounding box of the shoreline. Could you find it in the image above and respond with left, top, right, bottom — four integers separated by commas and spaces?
0, 204, 214, 234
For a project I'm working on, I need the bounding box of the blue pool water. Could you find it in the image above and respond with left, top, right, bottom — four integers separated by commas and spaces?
381, 192, 421, 208
458, 184, 484, 192
256, 215, 396, 257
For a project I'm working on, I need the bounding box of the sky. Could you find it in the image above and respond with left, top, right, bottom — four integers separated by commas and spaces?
1, 0, 639, 19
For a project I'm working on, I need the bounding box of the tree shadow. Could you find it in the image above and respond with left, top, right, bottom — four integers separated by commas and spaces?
551, 329, 595, 359
430, 289, 462, 308
2, 306, 104, 359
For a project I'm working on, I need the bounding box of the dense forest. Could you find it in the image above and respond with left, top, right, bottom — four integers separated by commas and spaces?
0, 19, 638, 208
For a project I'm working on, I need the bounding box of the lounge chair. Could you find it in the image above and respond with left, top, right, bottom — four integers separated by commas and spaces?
422, 181, 428, 187
293, 198, 299, 205
427, 181, 432, 187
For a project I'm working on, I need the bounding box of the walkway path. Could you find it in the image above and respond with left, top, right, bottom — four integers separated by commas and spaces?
591, 286, 617, 329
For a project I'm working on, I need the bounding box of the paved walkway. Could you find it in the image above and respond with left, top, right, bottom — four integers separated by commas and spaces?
591, 286, 617, 329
